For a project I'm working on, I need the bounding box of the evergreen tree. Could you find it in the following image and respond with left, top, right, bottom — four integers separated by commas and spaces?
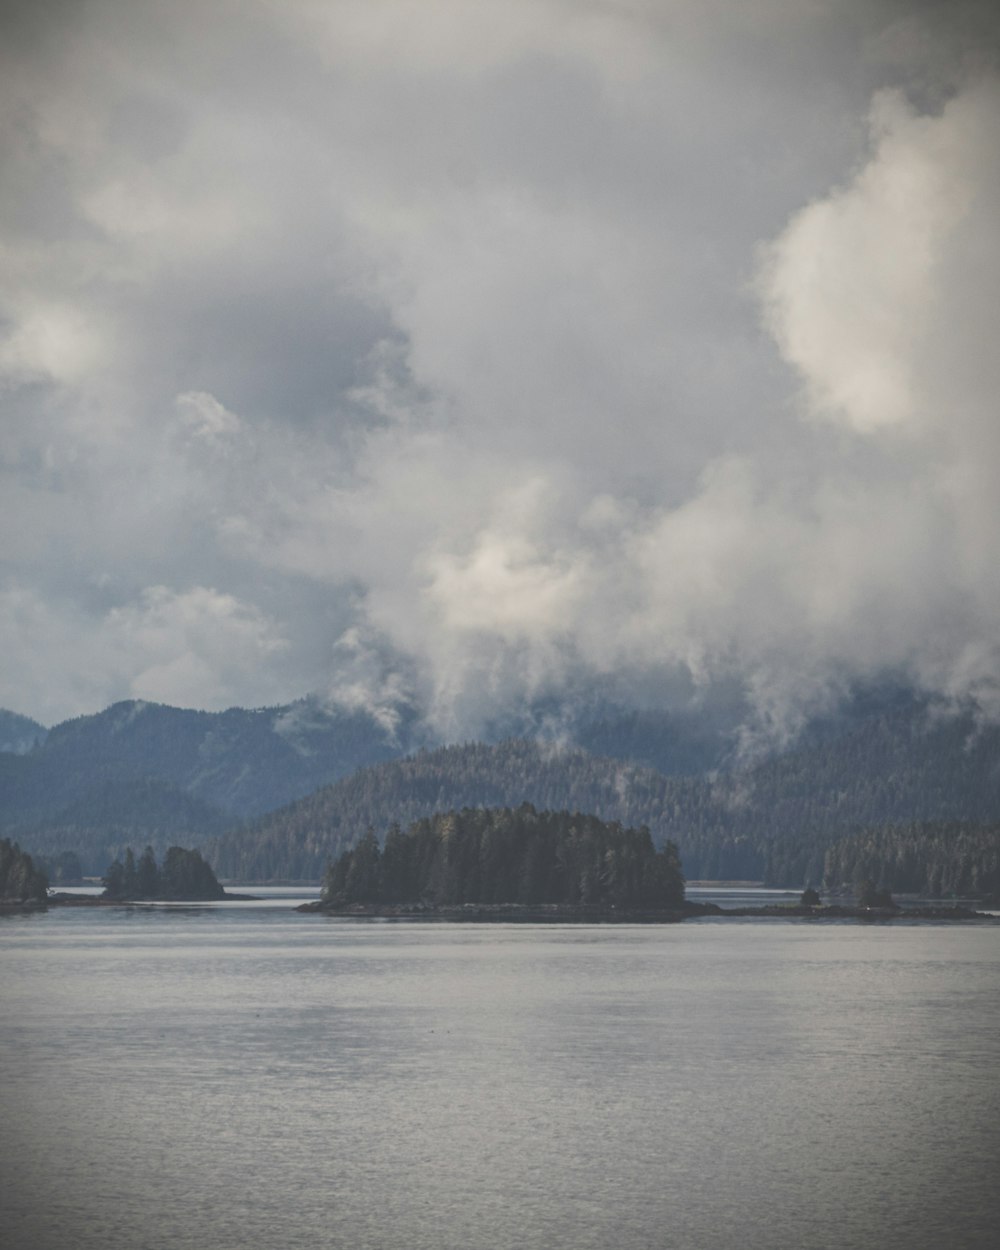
344, 829, 381, 902
0, 838, 48, 902
320, 807, 686, 908
136, 846, 159, 898
102, 858, 126, 899
122, 848, 138, 898
102, 845, 223, 900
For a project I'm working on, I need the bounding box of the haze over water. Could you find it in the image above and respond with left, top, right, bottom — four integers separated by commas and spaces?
2, 903, 999, 1250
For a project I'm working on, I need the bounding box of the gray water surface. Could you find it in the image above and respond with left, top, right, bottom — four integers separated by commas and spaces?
2, 904, 998, 1250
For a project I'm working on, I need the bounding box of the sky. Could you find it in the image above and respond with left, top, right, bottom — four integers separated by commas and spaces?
1, 0, 999, 738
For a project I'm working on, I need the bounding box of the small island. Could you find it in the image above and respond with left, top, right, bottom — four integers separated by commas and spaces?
103, 845, 226, 901
47, 845, 255, 905
299, 805, 691, 921
297, 811, 995, 923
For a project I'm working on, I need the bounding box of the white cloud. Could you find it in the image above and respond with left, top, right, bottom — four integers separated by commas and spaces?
1, 0, 999, 739
0, 584, 291, 722
174, 391, 243, 445
759, 85, 983, 433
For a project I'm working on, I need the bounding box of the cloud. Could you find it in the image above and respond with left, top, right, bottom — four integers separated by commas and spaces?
759, 84, 985, 433
0, 583, 291, 722
1, 0, 999, 739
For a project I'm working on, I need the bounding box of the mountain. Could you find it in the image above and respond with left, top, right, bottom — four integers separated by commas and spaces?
0, 709, 47, 754
6, 687, 1000, 888
0, 696, 418, 871
0, 692, 751, 873
13, 779, 233, 874
205, 699, 1000, 886
207, 739, 681, 881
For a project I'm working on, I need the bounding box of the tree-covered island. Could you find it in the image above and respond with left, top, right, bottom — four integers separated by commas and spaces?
309, 805, 687, 918
0, 837, 48, 909
101, 845, 226, 901
301, 805, 993, 923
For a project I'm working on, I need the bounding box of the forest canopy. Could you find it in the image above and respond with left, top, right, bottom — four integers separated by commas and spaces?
823, 821, 1000, 900
102, 845, 225, 901
322, 805, 685, 909
0, 837, 48, 903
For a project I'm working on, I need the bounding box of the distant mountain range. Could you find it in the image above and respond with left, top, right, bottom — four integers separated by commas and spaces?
3, 689, 999, 890
0, 692, 739, 871
0, 696, 410, 869
206, 702, 1000, 886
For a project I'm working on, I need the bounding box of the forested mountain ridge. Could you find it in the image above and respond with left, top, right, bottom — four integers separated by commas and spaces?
0, 694, 747, 873
0, 692, 755, 839
6, 691, 1000, 890
207, 739, 679, 881
0, 709, 47, 755
206, 703, 1000, 887
13, 779, 234, 875
0, 696, 413, 868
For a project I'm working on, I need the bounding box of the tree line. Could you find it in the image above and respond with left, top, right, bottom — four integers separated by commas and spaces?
102, 845, 225, 901
0, 837, 47, 903
822, 820, 1000, 900
322, 805, 685, 908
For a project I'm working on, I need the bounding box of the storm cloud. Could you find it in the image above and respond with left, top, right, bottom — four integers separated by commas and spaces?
1, 0, 998, 737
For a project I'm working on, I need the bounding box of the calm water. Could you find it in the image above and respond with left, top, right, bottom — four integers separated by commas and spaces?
2, 898, 999, 1250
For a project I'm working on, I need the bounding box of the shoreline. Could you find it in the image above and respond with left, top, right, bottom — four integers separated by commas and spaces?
296, 899, 996, 923
7, 895, 991, 921
43, 890, 260, 906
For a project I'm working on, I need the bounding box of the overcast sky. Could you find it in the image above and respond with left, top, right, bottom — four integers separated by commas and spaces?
1, 0, 998, 737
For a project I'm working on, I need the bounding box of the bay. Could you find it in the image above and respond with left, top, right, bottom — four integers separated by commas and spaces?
2, 900, 999, 1250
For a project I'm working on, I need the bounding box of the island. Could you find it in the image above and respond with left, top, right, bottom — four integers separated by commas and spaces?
47, 845, 256, 905
300, 805, 690, 921
296, 809, 995, 923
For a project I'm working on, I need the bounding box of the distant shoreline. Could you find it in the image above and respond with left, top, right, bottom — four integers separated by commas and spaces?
296, 899, 996, 923
43, 890, 260, 906
4, 894, 990, 921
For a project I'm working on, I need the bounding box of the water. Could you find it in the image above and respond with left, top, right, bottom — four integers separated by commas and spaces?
2, 898, 999, 1250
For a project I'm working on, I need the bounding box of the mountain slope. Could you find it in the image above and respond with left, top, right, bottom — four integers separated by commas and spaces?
0, 696, 413, 826
7, 689, 1000, 886
206, 702, 1000, 884
0, 709, 47, 754
16, 779, 234, 874
0, 692, 755, 871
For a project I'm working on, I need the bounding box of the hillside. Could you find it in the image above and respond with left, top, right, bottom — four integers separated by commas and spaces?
0, 709, 47, 755
0, 696, 415, 867
206, 701, 1000, 886
6, 689, 1000, 887
0, 693, 747, 872
822, 820, 1000, 900
14, 779, 234, 875
208, 739, 685, 881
